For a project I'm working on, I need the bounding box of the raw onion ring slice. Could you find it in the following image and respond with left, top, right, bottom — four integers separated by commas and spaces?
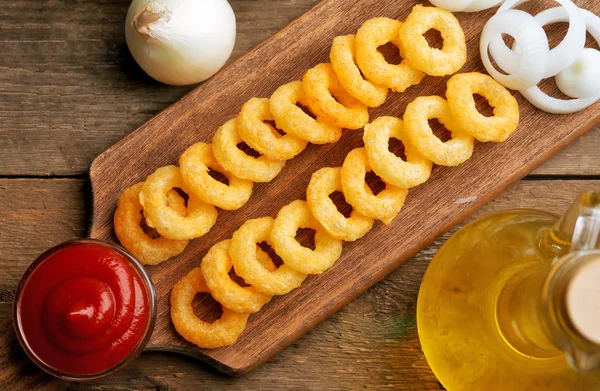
489, 1, 586, 79
480, 9, 549, 90
429, 0, 473, 12
463, 0, 505, 12
518, 8, 600, 114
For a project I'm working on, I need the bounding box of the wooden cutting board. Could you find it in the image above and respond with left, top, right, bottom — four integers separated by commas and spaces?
2, 0, 600, 387
90, 0, 600, 376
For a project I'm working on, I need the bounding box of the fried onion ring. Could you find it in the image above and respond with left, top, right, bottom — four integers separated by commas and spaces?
330, 35, 388, 108
446, 72, 519, 142
270, 81, 343, 144
340, 148, 408, 224
170, 267, 249, 349
302, 63, 369, 130
179, 142, 253, 210
355, 17, 425, 93
212, 118, 285, 183
140, 165, 218, 240
230, 217, 307, 295
363, 116, 432, 189
271, 200, 343, 274
404, 96, 474, 166
399, 5, 467, 76
238, 97, 308, 161
306, 167, 374, 241
114, 182, 189, 265
201, 239, 273, 313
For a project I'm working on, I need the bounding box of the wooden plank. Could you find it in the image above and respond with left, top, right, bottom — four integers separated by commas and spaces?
0, 0, 317, 177
0, 304, 11, 323
1, 179, 598, 389
86, 0, 600, 374
0, 179, 87, 291
534, 128, 600, 175
0, 0, 599, 177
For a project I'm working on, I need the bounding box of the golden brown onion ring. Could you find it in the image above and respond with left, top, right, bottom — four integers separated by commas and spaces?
238, 97, 308, 160
302, 63, 369, 130
212, 118, 285, 183
399, 5, 467, 76
171, 267, 249, 349
404, 96, 474, 167
229, 217, 307, 296
306, 167, 374, 241
270, 81, 343, 144
140, 165, 218, 240
446, 72, 519, 142
330, 34, 388, 108
180, 142, 253, 210
363, 116, 432, 189
201, 239, 273, 313
355, 17, 425, 93
340, 148, 408, 224
114, 182, 189, 266
271, 200, 343, 274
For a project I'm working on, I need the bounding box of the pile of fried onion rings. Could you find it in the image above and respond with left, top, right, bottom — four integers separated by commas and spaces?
113, 5, 520, 349
169, 70, 518, 349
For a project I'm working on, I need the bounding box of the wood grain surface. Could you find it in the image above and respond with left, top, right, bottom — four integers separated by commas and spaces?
2, 180, 599, 390
1, 0, 600, 389
0, 0, 598, 178
86, 0, 600, 376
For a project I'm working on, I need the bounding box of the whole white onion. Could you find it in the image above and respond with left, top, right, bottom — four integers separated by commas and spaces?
125, 0, 236, 86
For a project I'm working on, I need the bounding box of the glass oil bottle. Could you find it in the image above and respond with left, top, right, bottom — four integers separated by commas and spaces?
418, 191, 600, 390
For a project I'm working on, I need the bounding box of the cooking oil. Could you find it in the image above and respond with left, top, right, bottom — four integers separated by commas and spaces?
418, 205, 600, 391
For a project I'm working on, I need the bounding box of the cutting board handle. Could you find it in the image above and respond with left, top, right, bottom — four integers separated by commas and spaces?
0, 318, 62, 389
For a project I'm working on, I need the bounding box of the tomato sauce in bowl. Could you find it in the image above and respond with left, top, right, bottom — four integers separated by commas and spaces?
13, 239, 156, 380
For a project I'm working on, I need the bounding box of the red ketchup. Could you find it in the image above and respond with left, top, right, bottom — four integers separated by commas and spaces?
14, 240, 155, 378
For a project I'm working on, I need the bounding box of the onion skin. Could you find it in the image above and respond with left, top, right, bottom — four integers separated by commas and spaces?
125, 0, 236, 86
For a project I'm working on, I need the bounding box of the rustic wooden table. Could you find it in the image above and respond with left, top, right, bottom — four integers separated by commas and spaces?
1, 0, 599, 390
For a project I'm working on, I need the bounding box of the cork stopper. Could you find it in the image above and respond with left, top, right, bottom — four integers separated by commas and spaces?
566, 258, 600, 345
